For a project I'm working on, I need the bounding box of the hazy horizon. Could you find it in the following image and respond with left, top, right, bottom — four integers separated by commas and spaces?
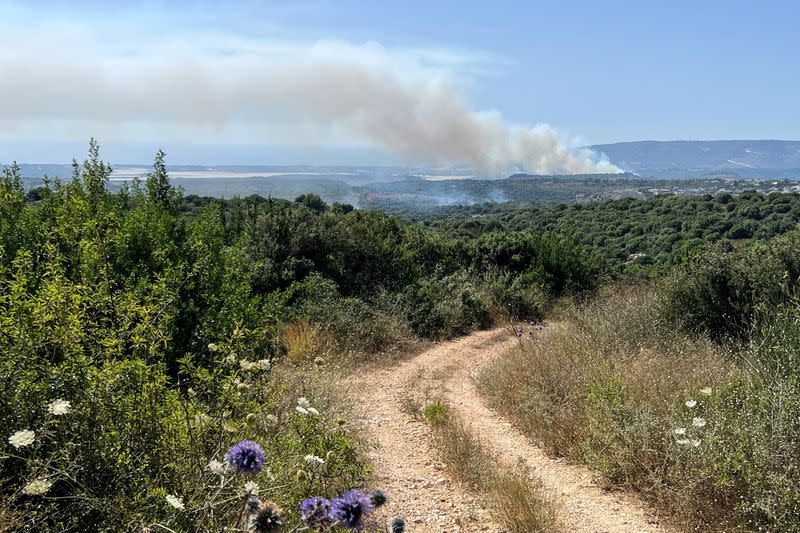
4, 1, 799, 174
6, 138, 800, 168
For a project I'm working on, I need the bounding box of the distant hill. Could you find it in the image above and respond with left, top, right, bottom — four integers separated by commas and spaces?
589, 140, 800, 178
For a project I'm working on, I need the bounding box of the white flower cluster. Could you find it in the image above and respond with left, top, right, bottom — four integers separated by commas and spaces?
7, 398, 74, 449
7, 398, 76, 496
23, 478, 53, 496
674, 388, 712, 448
166, 494, 185, 510
207, 459, 229, 476
8, 429, 35, 449
304, 454, 325, 465
244, 481, 260, 495
47, 399, 71, 416
295, 397, 320, 416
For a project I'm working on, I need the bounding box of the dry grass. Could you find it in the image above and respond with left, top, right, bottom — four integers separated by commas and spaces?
481, 286, 730, 459
430, 414, 487, 490
479, 284, 743, 528
282, 320, 326, 363
489, 462, 563, 533
428, 406, 563, 533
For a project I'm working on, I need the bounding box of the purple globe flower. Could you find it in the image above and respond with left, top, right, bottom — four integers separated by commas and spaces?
225, 439, 266, 473
300, 496, 332, 527
331, 489, 373, 531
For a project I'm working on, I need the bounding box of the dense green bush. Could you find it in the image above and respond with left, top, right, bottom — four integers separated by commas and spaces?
403, 272, 492, 338
0, 146, 371, 531
660, 233, 800, 340
481, 268, 548, 321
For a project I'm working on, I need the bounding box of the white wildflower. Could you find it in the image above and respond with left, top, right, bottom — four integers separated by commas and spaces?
676, 438, 691, 446
699, 387, 713, 396
207, 459, 228, 476
257, 359, 271, 371
166, 494, 185, 510
304, 454, 325, 465
22, 478, 53, 496
207, 343, 219, 352
244, 481, 260, 495
691, 439, 702, 447
296, 397, 319, 416
8, 429, 35, 449
47, 399, 71, 416
692, 417, 707, 428
685, 400, 697, 408
673, 427, 687, 436
224, 353, 237, 365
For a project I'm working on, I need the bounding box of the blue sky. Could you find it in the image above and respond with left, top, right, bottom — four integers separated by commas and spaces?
0, 0, 798, 165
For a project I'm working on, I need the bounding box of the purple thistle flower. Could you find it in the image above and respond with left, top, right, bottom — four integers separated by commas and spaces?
331, 489, 373, 531
300, 496, 332, 528
225, 439, 266, 473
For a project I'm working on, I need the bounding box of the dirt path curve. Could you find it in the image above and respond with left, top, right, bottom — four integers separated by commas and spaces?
349, 327, 675, 533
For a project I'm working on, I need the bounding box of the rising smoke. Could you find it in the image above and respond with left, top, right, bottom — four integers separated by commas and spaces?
0, 38, 619, 175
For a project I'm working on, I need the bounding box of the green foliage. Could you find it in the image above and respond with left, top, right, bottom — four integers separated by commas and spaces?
420, 191, 800, 275
422, 401, 451, 426
294, 193, 327, 212
481, 268, 548, 321
403, 272, 492, 339
0, 143, 370, 531
660, 233, 800, 340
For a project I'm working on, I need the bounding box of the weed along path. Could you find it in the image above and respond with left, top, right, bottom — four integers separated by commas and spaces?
349, 327, 676, 533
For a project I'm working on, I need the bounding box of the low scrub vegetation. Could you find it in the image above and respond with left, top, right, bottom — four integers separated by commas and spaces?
482, 283, 800, 531
660, 232, 800, 340
0, 143, 599, 530
10, 140, 800, 530
421, 190, 800, 275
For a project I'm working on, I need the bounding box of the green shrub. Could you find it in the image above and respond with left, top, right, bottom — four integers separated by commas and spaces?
0, 146, 373, 531
314, 295, 415, 356
482, 268, 548, 321
422, 401, 451, 426
403, 272, 493, 339
660, 233, 800, 340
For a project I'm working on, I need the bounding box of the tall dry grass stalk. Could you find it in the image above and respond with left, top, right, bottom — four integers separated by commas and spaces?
282, 320, 326, 363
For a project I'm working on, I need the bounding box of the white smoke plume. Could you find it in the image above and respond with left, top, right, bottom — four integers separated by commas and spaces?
0, 36, 619, 175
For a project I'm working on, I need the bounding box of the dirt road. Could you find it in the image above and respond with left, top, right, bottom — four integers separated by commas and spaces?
349, 327, 674, 532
